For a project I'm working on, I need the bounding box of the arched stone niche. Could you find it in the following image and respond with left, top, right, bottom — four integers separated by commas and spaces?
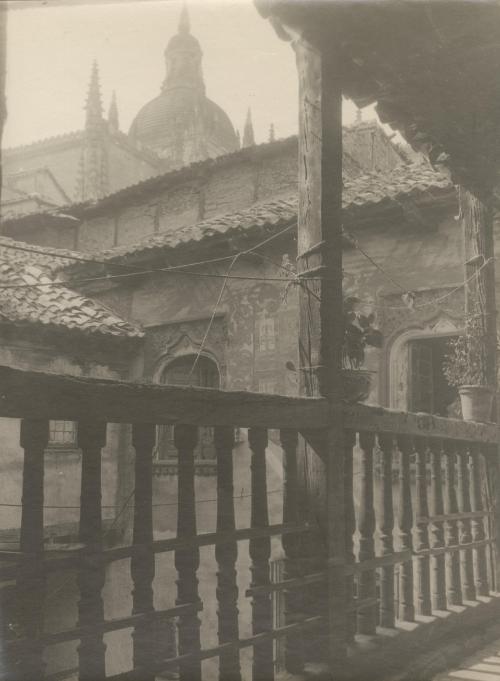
385, 314, 462, 410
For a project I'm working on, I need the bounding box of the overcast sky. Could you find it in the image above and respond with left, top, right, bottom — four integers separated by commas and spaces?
3, 0, 380, 149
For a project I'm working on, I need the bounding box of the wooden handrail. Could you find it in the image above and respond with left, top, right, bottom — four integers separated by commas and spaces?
0, 366, 327, 429
343, 403, 498, 443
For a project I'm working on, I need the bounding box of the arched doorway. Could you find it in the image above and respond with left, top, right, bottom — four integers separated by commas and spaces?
388, 324, 461, 416
155, 354, 220, 464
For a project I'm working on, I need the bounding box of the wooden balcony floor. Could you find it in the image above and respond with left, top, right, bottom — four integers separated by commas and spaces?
434, 640, 500, 681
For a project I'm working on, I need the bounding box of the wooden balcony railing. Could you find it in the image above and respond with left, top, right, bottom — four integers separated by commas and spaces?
0, 366, 499, 681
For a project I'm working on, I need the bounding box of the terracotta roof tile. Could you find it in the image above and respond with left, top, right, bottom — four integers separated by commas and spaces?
0, 237, 143, 339
88, 162, 452, 265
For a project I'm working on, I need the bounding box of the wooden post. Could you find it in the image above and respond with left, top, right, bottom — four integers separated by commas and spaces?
344, 430, 357, 641
248, 427, 273, 681
214, 426, 241, 681
280, 428, 304, 673
16, 419, 49, 681
77, 421, 107, 681
429, 441, 447, 611
461, 185, 497, 392
131, 423, 156, 681
469, 445, 489, 595
397, 436, 415, 622
414, 438, 432, 616
377, 434, 395, 628
295, 31, 346, 668
174, 424, 202, 681
456, 444, 476, 601
443, 443, 462, 606
357, 432, 377, 635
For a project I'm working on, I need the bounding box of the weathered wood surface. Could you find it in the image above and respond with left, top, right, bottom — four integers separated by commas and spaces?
397, 436, 415, 622
0, 365, 328, 429
214, 426, 241, 681
15, 420, 49, 681
414, 438, 432, 616
429, 441, 447, 611
131, 424, 156, 681
0, 366, 497, 441
174, 425, 202, 681
457, 446, 476, 601
77, 421, 107, 681
248, 428, 273, 681
357, 432, 377, 635
378, 434, 395, 628
470, 446, 490, 596
343, 403, 498, 442
106, 616, 325, 681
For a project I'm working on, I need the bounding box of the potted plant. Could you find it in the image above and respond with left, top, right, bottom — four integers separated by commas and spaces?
443, 313, 494, 422
342, 296, 383, 402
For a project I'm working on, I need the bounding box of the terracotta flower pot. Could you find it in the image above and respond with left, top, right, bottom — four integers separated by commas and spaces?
342, 369, 373, 403
458, 385, 494, 423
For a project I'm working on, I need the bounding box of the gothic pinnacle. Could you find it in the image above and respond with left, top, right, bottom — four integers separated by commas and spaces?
242, 107, 255, 148
85, 60, 104, 131
178, 1, 190, 34
108, 90, 119, 133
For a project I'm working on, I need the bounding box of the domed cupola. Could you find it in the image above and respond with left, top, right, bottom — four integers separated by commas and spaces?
129, 3, 238, 168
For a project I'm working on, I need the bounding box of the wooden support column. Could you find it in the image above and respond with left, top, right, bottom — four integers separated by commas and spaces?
174, 424, 202, 681
16, 420, 49, 681
249, 427, 273, 681
281, 428, 304, 673
131, 424, 156, 681
214, 426, 241, 681
295, 31, 346, 669
77, 421, 107, 681
377, 434, 395, 628
461, 185, 497, 392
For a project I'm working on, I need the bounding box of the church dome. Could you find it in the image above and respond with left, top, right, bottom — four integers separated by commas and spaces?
128, 4, 238, 167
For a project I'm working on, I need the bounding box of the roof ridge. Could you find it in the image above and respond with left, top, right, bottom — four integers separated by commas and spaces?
3, 130, 85, 154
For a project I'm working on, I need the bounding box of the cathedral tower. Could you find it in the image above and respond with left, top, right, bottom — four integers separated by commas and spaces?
75, 61, 109, 201
128, 3, 238, 168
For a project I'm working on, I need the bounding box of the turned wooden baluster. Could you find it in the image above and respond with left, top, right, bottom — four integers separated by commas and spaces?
131, 423, 156, 680
377, 433, 395, 628
443, 442, 462, 606
174, 424, 202, 681
281, 428, 303, 673
77, 421, 107, 681
469, 444, 489, 596
248, 427, 273, 681
414, 437, 432, 616
357, 431, 377, 635
457, 443, 476, 601
429, 440, 447, 611
214, 426, 241, 681
397, 436, 414, 622
16, 419, 49, 681
344, 430, 357, 641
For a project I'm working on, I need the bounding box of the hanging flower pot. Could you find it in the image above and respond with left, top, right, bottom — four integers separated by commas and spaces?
458, 385, 494, 423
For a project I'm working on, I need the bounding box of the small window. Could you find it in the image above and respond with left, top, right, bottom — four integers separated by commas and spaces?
258, 316, 276, 352
49, 420, 77, 447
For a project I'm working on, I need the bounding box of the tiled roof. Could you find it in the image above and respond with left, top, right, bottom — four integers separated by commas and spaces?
0, 237, 143, 339
82, 161, 452, 265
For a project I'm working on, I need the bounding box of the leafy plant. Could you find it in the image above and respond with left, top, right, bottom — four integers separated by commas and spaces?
343, 296, 383, 370
443, 314, 487, 387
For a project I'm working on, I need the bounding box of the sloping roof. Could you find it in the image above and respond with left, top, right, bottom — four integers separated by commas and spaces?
0, 237, 143, 339
71, 161, 452, 267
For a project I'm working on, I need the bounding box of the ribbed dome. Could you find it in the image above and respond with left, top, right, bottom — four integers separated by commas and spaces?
128, 4, 238, 167
129, 91, 238, 161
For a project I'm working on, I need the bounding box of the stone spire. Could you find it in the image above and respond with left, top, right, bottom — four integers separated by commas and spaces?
269, 122, 275, 142
178, 1, 190, 34
163, 2, 205, 94
108, 91, 119, 133
75, 60, 108, 202
242, 108, 255, 148
85, 60, 104, 132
